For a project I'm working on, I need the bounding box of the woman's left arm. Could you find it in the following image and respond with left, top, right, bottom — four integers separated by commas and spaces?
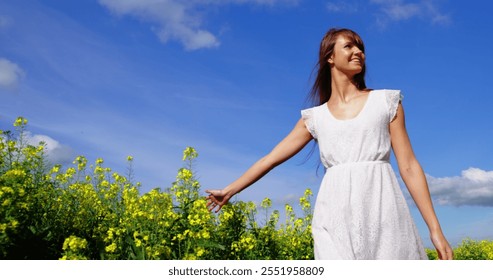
390, 103, 453, 260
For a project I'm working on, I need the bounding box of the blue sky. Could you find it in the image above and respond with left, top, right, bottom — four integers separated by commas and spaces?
1, 0, 492, 248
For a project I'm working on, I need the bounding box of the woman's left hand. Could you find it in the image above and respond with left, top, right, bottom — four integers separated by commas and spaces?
430, 231, 454, 260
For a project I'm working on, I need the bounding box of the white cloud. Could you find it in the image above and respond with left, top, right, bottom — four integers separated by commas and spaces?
403, 168, 493, 207
25, 132, 74, 165
427, 168, 493, 207
98, 0, 299, 50
370, 0, 451, 26
0, 58, 24, 90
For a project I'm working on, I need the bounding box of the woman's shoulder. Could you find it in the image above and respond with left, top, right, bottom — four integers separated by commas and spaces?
301, 102, 326, 112
370, 88, 401, 95
370, 89, 403, 102
369, 89, 404, 122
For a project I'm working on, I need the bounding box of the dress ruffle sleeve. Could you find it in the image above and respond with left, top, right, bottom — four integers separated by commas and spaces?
387, 90, 403, 123
301, 108, 317, 139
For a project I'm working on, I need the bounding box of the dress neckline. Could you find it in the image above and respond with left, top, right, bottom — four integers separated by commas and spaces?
324, 90, 374, 121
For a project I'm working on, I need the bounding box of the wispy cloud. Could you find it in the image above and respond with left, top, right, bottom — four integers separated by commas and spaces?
98, 0, 299, 51
326, 1, 360, 13
370, 0, 451, 27
403, 168, 493, 207
0, 57, 24, 91
196, 0, 299, 5
326, 0, 451, 27
371, 0, 420, 20
420, 0, 451, 25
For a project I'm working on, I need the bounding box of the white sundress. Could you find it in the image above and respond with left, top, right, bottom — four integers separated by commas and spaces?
301, 89, 428, 260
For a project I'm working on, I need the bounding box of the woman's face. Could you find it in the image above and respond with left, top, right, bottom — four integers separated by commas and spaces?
328, 35, 365, 76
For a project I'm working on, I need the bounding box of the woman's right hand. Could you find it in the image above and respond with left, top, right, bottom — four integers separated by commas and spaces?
205, 119, 312, 213
205, 189, 232, 213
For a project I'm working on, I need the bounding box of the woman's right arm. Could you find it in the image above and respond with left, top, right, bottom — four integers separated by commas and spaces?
206, 118, 313, 212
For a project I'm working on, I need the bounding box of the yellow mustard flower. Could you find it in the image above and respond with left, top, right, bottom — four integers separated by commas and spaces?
2, 199, 11, 207
105, 243, 117, 253
62, 236, 88, 251
182, 147, 198, 161
196, 248, 205, 257
261, 197, 272, 209
13, 117, 28, 127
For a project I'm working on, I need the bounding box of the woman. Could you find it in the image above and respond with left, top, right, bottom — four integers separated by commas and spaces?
206, 28, 453, 260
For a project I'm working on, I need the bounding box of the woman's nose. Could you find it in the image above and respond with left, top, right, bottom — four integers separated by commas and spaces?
353, 47, 364, 57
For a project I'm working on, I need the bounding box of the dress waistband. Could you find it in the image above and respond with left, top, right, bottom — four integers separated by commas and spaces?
327, 160, 389, 169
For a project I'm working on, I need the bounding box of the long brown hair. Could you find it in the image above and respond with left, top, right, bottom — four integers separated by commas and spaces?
308, 28, 367, 105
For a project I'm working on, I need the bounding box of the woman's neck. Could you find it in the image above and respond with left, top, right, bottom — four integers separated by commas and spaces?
330, 73, 360, 103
